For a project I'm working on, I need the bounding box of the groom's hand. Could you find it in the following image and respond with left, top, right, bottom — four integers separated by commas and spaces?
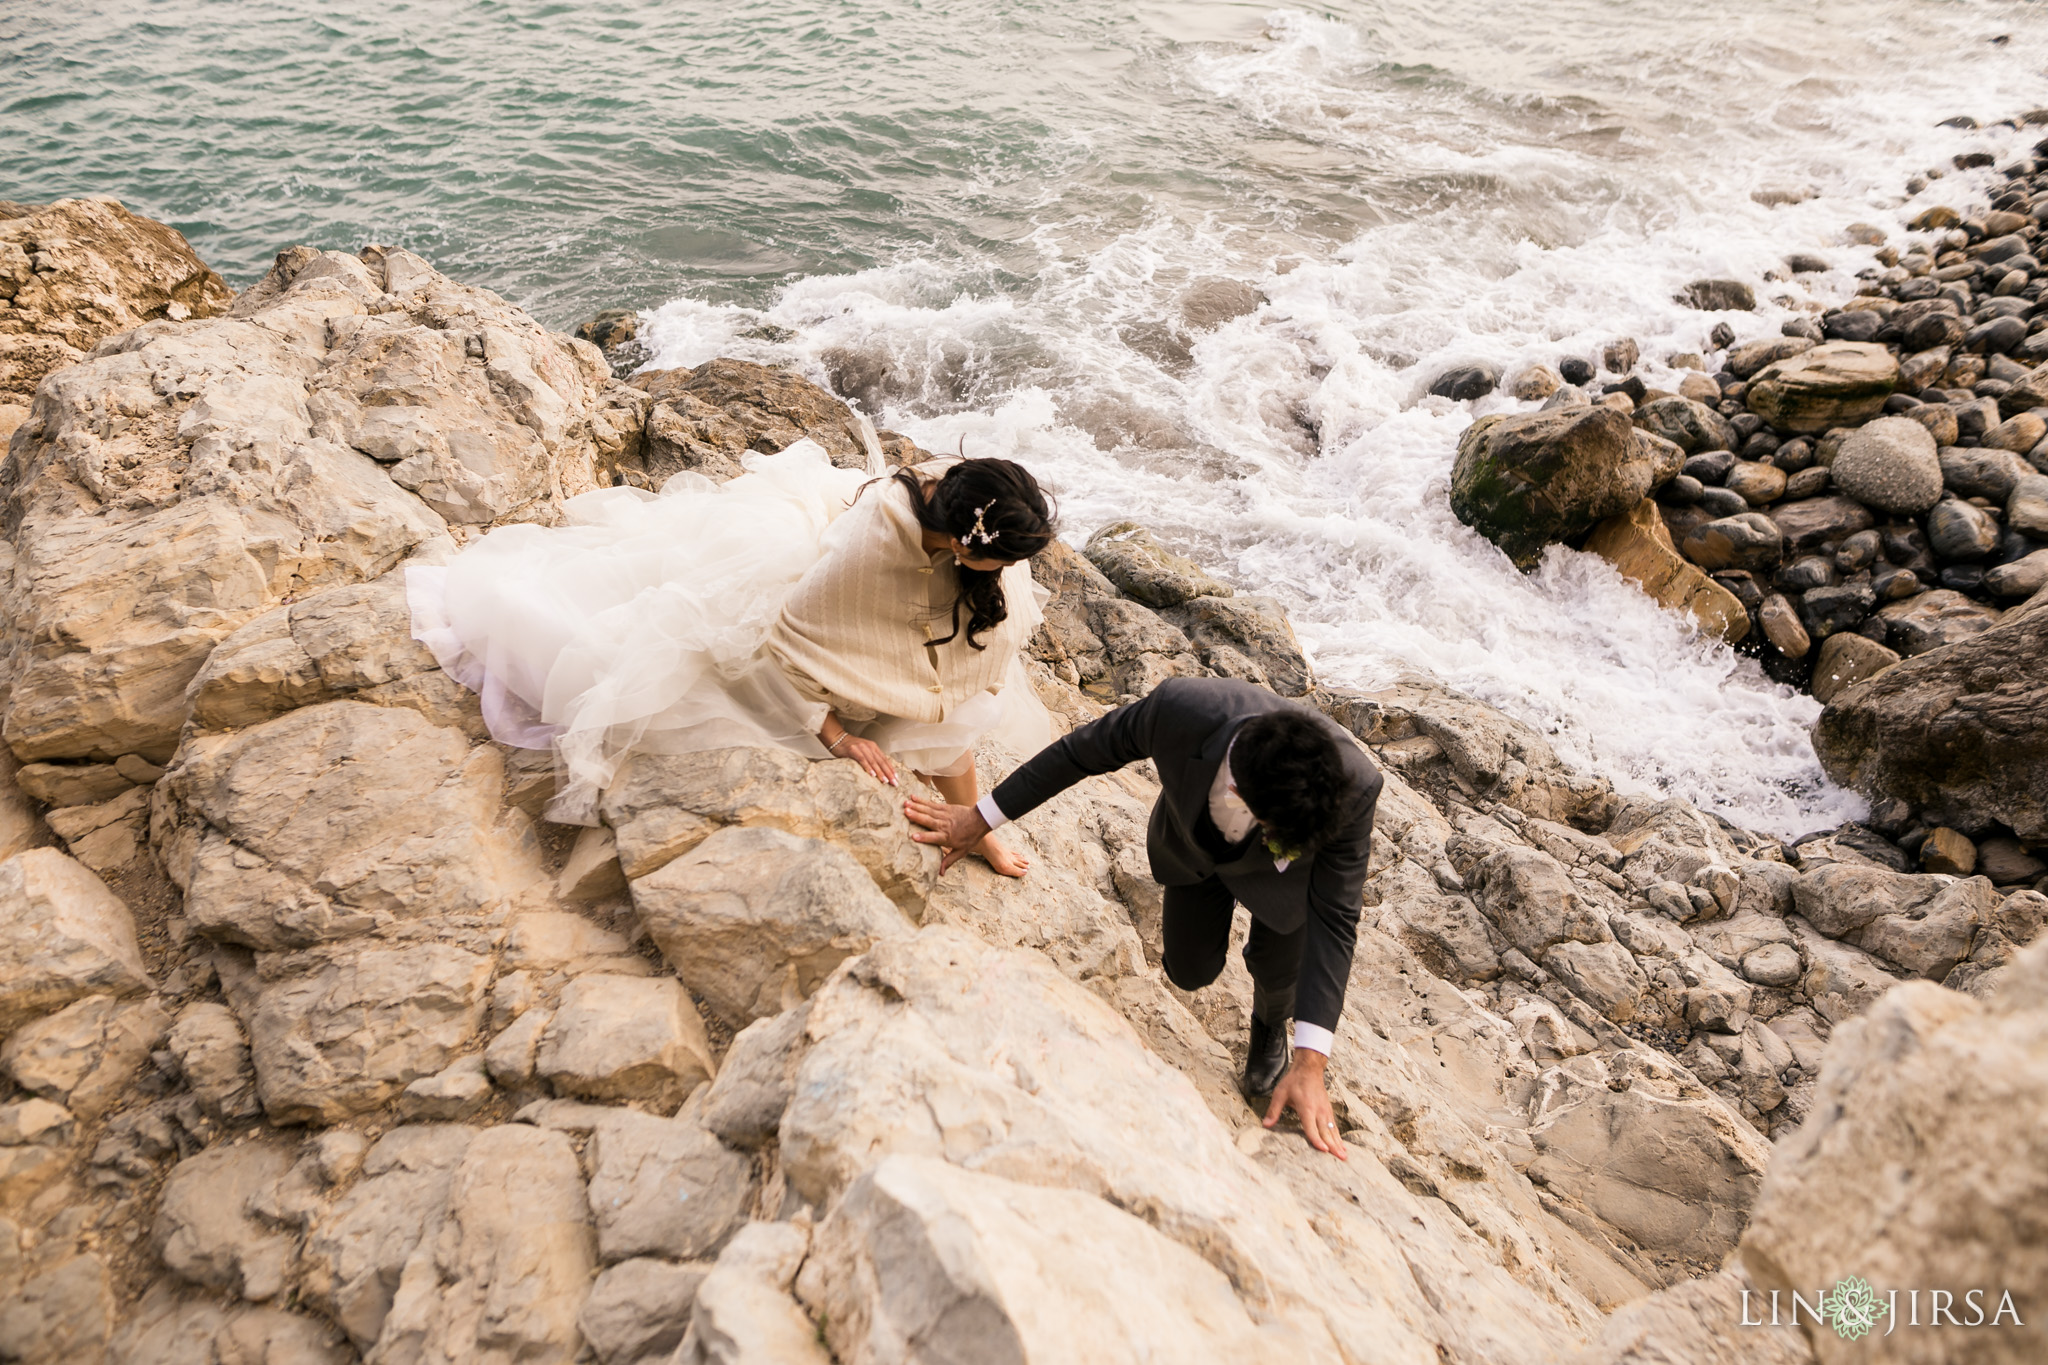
1265, 1049, 1347, 1160
902, 796, 990, 874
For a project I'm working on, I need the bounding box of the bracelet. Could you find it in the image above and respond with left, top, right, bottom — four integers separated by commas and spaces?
827, 731, 853, 753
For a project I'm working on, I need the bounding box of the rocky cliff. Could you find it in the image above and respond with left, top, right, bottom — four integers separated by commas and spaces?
0, 203, 2041, 1365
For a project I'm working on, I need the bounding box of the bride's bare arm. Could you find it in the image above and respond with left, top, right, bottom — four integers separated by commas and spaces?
819, 711, 897, 786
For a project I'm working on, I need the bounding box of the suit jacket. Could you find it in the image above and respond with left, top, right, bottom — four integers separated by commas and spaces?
990, 677, 1382, 1033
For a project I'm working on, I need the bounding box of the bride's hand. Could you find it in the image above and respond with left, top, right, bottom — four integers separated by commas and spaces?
836, 736, 897, 786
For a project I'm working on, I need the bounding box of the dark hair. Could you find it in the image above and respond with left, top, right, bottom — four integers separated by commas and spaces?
892, 458, 1056, 649
1230, 711, 1348, 854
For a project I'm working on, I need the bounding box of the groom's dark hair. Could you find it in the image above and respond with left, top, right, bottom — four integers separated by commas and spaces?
1231, 710, 1348, 853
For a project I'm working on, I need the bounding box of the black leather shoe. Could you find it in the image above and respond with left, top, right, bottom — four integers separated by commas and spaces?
1242, 1014, 1290, 1097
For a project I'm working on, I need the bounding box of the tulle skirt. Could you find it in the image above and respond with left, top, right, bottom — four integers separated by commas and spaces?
405, 440, 1048, 824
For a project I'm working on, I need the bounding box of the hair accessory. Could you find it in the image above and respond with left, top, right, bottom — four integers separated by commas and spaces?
966, 500, 997, 547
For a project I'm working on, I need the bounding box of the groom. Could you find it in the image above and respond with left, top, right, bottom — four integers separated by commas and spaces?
903, 676, 1382, 1160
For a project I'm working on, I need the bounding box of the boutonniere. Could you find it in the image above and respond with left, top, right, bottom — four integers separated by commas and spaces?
1264, 833, 1304, 864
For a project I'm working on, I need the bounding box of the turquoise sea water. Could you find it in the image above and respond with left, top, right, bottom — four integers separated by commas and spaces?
8, 2, 2048, 830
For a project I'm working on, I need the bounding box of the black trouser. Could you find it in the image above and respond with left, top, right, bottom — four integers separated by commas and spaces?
1159, 875, 1305, 1025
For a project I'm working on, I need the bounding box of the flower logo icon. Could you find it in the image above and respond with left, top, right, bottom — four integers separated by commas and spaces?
1822, 1276, 1889, 1341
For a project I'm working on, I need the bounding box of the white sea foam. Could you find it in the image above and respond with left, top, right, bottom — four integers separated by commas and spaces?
642, 3, 2048, 836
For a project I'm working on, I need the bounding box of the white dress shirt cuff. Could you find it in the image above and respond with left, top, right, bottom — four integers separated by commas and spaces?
1292, 1022, 1335, 1056
974, 793, 1010, 832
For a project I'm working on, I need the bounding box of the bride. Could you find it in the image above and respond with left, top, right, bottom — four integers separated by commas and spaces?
405, 420, 1058, 877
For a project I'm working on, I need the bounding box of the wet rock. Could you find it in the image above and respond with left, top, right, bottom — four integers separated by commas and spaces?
1511, 364, 1562, 400
1926, 497, 2001, 561
1767, 495, 1875, 554
1828, 415, 1943, 514
1940, 445, 2033, 501
585, 1104, 753, 1263
800, 1155, 1295, 1363
580, 1258, 706, 1365
1559, 356, 1595, 386
2011, 473, 2048, 538
1808, 632, 1900, 703
1429, 363, 1501, 400
1677, 279, 1757, 311
1759, 593, 1811, 658
152, 1140, 297, 1301
1722, 460, 1786, 507
0, 848, 152, 1034
1724, 336, 1814, 380
631, 825, 911, 1030
1583, 500, 1749, 643
1083, 521, 1232, 608
0, 197, 234, 407
1978, 837, 2047, 885
1875, 587, 2003, 657
1450, 405, 1674, 569
1918, 827, 1977, 878
1635, 396, 1734, 454
1745, 342, 1898, 434
1679, 513, 1784, 573
535, 974, 716, 1109
1797, 581, 1877, 642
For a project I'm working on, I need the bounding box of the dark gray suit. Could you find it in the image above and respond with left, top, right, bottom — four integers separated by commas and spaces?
989, 677, 1381, 1034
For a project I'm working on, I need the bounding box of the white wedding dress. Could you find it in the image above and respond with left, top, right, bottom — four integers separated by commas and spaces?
406, 435, 1049, 824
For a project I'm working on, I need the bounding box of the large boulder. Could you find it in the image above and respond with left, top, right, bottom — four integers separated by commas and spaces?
0, 241, 641, 764
1741, 944, 2048, 1364
1745, 343, 1897, 434
0, 197, 234, 410
799, 1155, 1294, 1362
1450, 405, 1678, 570
1633, 397, 1735, 455
1815, 592, 2048, 841
630, 357, 879, 484
1827, 416, 1942, 514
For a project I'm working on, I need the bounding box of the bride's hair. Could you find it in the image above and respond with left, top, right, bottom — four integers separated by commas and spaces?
891, 457, 1056, 650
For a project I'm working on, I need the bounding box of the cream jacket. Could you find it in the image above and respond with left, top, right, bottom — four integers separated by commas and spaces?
765, 470, 1043, 724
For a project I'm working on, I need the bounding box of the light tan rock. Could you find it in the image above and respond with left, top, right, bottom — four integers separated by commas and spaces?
484, 1006, 551, 1088
152, 1140, 297, 1302
43, 784, 150, 872
534, 973, 714, 1107
1568, 1266, 1814, 1365
780, 927, 1607, 1362
502, 909, 647, 977
701, 1005, 808, 1150
801, 1154, 1303, 1363
1745, 342, 1898, 434
631, 825, 912, 1029
164, 1001, 260, 1121
558, 825, 626, 902
0, 992, 170, 1118
0, 750, 53, 866
299, 1124, 476, 1350
1918, 826, 1976, 876
1525, 1053, 1769, 1266
0, 1096, 74, 1146
0, 1254, 115, 1365
585, 1103, 753, 1263
0, 197, 234, 406
600, 745, 935, 902
1471, 845, 1613, 961
579, 1258, 707, 1365
0, 847, 151, 1035
1741, 944, 2048, 1364
1583, 500, 1750, 644
398, 1053, 493, 1121
1788, 918, 1900, 1024
12, 761, 135, 808
676, 1221, 831, 1365
163, 701, 545, 950
373, 1123, 595, 1365
242, 939, 495, 1122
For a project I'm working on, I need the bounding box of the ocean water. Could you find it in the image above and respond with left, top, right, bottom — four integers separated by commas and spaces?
9, 2, 2048, 834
